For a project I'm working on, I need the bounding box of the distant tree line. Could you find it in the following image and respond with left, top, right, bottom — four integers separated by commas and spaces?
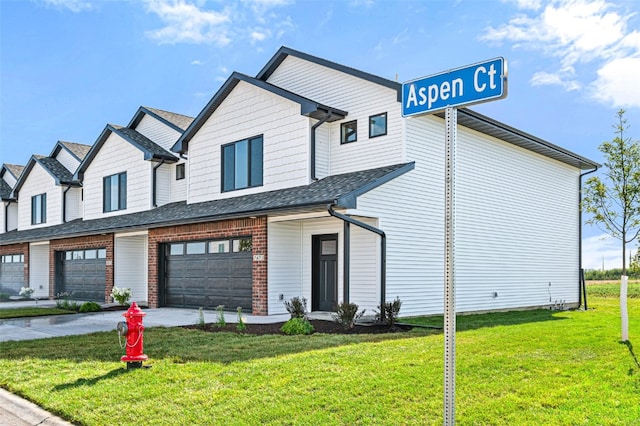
585, 268, 640, 281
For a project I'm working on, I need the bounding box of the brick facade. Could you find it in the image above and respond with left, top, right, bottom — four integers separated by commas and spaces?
49, 234, 114, 301
0, 242, 29, 291
148, 216, 268, 314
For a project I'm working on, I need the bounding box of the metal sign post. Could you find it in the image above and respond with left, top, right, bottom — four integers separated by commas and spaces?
401, 57, 507, 426
443, 107, 457, 425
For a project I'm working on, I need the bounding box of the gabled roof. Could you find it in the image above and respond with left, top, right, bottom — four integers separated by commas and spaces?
75, 124, 178, 180
435, 108, 600, 170
2, 164, 25, 181
50, 141, 91, 162
128, 106, 194, 133
1, 162, 414, 245
172, 72, 348, 154
12, 155, 78, 196
257, 46, 402, 102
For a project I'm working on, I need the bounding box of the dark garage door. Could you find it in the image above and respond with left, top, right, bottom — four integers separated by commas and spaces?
162, 238, 253, 311
55, 248, 106, 301
0, 254, 25, 296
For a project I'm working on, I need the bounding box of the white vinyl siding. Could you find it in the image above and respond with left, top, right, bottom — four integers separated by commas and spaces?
17, 164, 61, 230
82, 133, 152, 220
155, 165, 171, 207
454, 123, 580, 312
266, 55, 404, 175
29, 242, 50, 299
134, 114, 182, 151
3, 172, 17, 187
188, 81, 309, 204
55, 148, 80, 174
170, 161, 187, 203
114, 233, 148, 304
314, 121, 330, 179
356, 114, 581, 317
5, 202, 18, 231
64, 187, 82, 222
267, 221, 303, 315
268, 216, 380, 315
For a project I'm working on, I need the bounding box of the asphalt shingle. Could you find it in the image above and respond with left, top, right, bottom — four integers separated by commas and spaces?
0, 162, 414, 245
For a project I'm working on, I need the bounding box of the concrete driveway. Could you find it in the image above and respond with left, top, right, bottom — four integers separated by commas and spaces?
0, 300, 289, 342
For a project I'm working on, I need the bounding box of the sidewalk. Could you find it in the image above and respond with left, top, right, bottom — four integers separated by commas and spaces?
0, 389, 74, 426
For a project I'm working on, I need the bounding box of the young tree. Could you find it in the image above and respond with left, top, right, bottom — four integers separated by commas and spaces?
583, 109, 640, 342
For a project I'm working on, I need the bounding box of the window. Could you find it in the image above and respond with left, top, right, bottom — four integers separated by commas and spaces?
232, 238, 252, 252
341, 120, 357, 144
103, 172, 127, 212
222, 135, 263, 192
176, 163, 185, 180
209, 240, 230, 253
31, 193, 46, 225
186, 242, 206, 254
369, 112, 387, 138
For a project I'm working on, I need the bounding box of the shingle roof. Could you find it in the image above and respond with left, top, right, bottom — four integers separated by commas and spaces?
127, 106, 194, 133
0, 178, 12, 200
75, 124, 179, 180
143, 107, 194, 131
111, 125, 178, 162
1, 162, 414, 245
172, 72, 347, 154
59, 141, 91, 161
37, 156, 75, 184
11, 155, 78, 196
4, 164, 24, 180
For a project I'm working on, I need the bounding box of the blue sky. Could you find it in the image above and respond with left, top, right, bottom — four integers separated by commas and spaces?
1, 0, 639, 269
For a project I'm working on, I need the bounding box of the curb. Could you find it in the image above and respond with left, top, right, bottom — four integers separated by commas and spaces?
0, 388, 75, 426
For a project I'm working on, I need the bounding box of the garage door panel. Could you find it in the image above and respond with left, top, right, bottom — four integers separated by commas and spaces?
0, 260, 24, 296
164, 240, 253, 311
57, 250, 106, 302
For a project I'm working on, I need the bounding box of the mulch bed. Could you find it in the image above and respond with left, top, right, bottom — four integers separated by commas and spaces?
183, 320, 413, 336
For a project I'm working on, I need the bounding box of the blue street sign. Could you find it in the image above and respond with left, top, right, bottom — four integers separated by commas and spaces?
402, 58, 507, 117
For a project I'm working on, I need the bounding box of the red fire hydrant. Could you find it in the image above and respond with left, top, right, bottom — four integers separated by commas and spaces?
120, 301, 148, 369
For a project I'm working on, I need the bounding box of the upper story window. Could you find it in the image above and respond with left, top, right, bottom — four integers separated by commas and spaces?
222, 135, 263, 192
31, 193, 46, 225
176, 163, 185, 180
103, 172, 127, 213
369, 113, 387, 138
341, 120, 357, 144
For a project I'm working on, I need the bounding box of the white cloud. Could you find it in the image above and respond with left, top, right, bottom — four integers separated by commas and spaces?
191, 59, 202, 65
144, 0, 232, 45
582, 233, 633, 270
481, 0, 640, 107
41, 0, 91, 12
249, 27, 270, 43
591, 57, 640, 107
530, 71, 581, 91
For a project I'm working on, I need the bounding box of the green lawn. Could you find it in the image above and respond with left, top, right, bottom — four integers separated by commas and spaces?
1, 296, 638, 425
0, 307, 77, 319
587, 279, 640, 299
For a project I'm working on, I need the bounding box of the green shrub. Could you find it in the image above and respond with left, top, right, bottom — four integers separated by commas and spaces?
284, 297, 308, 319
281, 317, 314, 335
376, 297, 402, 327
79, 302, 101, 313
0, 292, 9, 301
215, 305, 226, 328
333, 302, 365, 329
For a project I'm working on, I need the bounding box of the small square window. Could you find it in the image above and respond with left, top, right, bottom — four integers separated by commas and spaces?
176, 163, 185, 180
97, 249, 107, 259
209, 240, 230, 253
232, 238, 252, 252
186, 242, 206, 255
341, 120, 357, 144
369, 113, 387, 138
170, 244, 184, 256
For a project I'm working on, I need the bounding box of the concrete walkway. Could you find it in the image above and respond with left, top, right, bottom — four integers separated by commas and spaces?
0, 300, 291, 342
